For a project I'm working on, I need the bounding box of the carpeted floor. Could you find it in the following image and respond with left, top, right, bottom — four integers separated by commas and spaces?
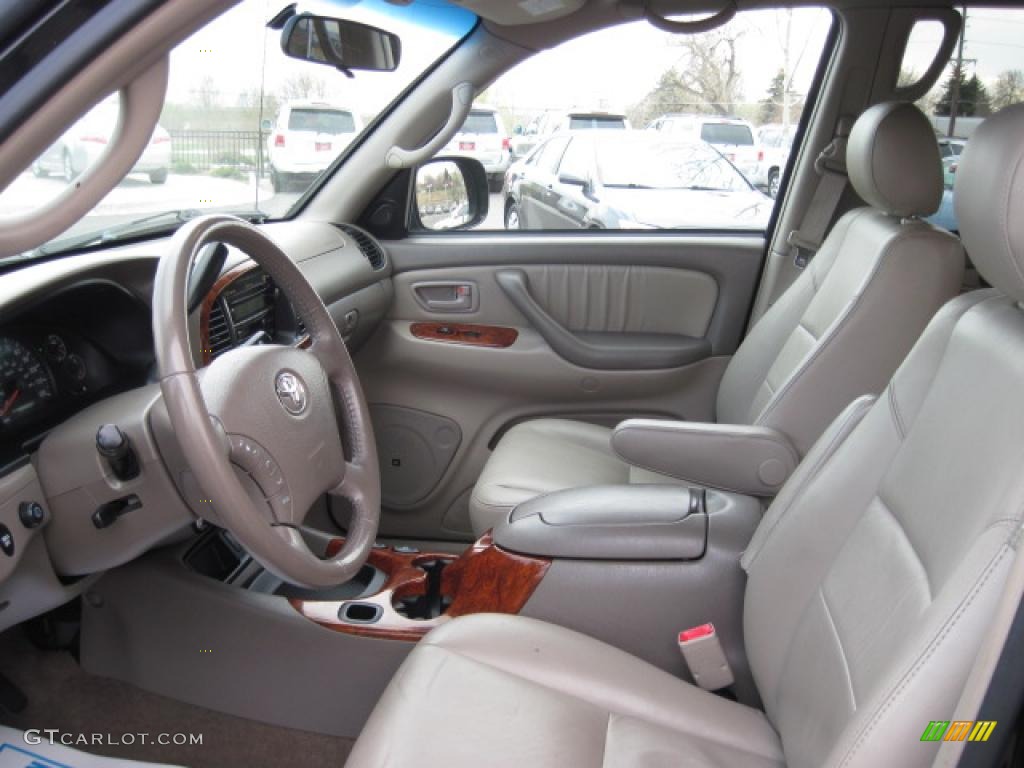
0, 629, 354, 767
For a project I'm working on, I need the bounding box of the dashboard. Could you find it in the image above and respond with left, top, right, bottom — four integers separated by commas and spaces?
0, 281, 153, 471
0, 222, 391, 476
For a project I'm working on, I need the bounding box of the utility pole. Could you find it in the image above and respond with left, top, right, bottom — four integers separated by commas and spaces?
781, 9, 793, 129
948, 4, 967, 137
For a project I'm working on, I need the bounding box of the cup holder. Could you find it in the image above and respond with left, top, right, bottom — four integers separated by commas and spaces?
393, 559, 453, 620
338, 601, 384, 624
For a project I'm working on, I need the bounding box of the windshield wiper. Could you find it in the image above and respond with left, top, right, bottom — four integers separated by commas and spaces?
5, 208, 268, 266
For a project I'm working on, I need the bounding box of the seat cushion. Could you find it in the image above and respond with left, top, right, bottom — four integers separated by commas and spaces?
347, 614, 785, 768
469, 419, 684, 534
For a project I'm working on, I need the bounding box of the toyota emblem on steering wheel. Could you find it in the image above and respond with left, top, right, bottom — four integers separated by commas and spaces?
275, 371, 308, 415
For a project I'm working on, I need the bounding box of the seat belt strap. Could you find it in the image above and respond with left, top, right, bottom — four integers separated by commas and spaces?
786, 116, 855, 268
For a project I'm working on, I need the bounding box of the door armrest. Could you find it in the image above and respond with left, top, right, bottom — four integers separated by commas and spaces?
611, 419, 799, 496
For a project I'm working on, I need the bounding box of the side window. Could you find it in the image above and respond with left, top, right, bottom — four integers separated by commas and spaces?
557, 138, 592, 181
442, 7, 832, 232
902, 8, 1024, 234
536, 137, 570, 174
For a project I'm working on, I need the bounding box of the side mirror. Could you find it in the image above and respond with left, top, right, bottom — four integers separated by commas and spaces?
412, 157, 489, 232
513, 124, 524, 136
559, 172, 597, 201
260, 118, 273, 132
281, 13, 401, 73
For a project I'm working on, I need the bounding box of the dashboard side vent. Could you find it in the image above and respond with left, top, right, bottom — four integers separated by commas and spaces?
339, 224, 386, 270
207, 300, 233, 359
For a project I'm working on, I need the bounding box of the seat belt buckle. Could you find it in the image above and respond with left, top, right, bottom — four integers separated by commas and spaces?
678, 623, 734, 691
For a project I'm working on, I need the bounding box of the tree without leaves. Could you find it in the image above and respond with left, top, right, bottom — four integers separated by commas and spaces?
630, 29, 745, 126
991, 70, 1024, 111
278, 72, 329, 102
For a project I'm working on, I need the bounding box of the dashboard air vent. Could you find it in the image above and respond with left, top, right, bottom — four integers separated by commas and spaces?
339, 224, 386, 270
207, 301, 233, 359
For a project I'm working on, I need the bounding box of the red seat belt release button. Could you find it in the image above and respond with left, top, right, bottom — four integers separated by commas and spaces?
678, 623, 734, 691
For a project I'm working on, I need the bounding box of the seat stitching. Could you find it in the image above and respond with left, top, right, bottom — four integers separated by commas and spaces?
887, 383, 906, 440
836, 544, 1010, 767
424, 644, 784, 764
819, 588, 858, 711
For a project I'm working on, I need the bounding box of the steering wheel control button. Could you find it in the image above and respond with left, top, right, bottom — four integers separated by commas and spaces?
18, 501, 45, 529
230, 435, 286, 497
96, 423, 140, 481
274, 370, 308, 415
92, 494, 143, 529
0, 525, 13, 556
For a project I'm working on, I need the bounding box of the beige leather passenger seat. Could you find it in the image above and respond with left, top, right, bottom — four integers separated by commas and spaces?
470, 102, 965, 535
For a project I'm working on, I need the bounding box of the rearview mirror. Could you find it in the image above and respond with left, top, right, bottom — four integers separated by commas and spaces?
281, 13, 401, 73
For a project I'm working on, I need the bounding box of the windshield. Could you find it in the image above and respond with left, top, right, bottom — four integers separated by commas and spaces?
287, 109, 356, 134
0, 0, 476, 262
598, 139, 750, 192
699, 123, 755, 146
461, 112, 498, 134
569, 116, 626, 130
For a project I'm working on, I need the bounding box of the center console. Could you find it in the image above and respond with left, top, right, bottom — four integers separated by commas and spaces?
283, 484, 762, 703
80, 483, 763, 739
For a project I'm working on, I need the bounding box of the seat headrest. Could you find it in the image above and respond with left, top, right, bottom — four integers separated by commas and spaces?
846, 102, 943, 217
955, 104, 1024, 304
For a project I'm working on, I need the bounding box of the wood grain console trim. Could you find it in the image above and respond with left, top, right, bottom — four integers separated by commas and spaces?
290, 532, 549, 641
410, 322, 518, 348
198, 261, 310, 365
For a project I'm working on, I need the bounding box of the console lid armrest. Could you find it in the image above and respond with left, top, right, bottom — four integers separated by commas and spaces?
611, 419, 799, 497
494, 485, 705, 560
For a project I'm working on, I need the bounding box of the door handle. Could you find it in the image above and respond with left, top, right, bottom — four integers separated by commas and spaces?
412, 281, 478, 313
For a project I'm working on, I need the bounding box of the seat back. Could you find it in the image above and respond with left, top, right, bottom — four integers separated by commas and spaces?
741, 104, 1024, 768
716, 102, 964, 456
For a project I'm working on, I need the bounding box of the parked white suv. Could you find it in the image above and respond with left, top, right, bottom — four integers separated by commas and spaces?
648, 113, 763, 185
443, 106, 511, 192
266, 101, 363, 192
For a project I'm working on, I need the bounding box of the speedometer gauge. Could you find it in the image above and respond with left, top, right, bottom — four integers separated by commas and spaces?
0, 337, 56, 429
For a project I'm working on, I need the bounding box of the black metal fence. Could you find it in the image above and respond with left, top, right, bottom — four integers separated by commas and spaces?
169, 130, 269, 175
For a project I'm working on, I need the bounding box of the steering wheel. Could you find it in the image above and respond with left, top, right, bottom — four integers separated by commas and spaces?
152, 215, 380, 588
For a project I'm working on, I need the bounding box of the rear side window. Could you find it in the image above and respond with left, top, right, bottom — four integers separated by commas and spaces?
908, 7, 1024, 234
568, 116, 626, 130
536, 137, 570, 174
288, 109, 355, 134
700, 123, 754, 146
461, 112, 498, 133
558, 137, 593, 179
